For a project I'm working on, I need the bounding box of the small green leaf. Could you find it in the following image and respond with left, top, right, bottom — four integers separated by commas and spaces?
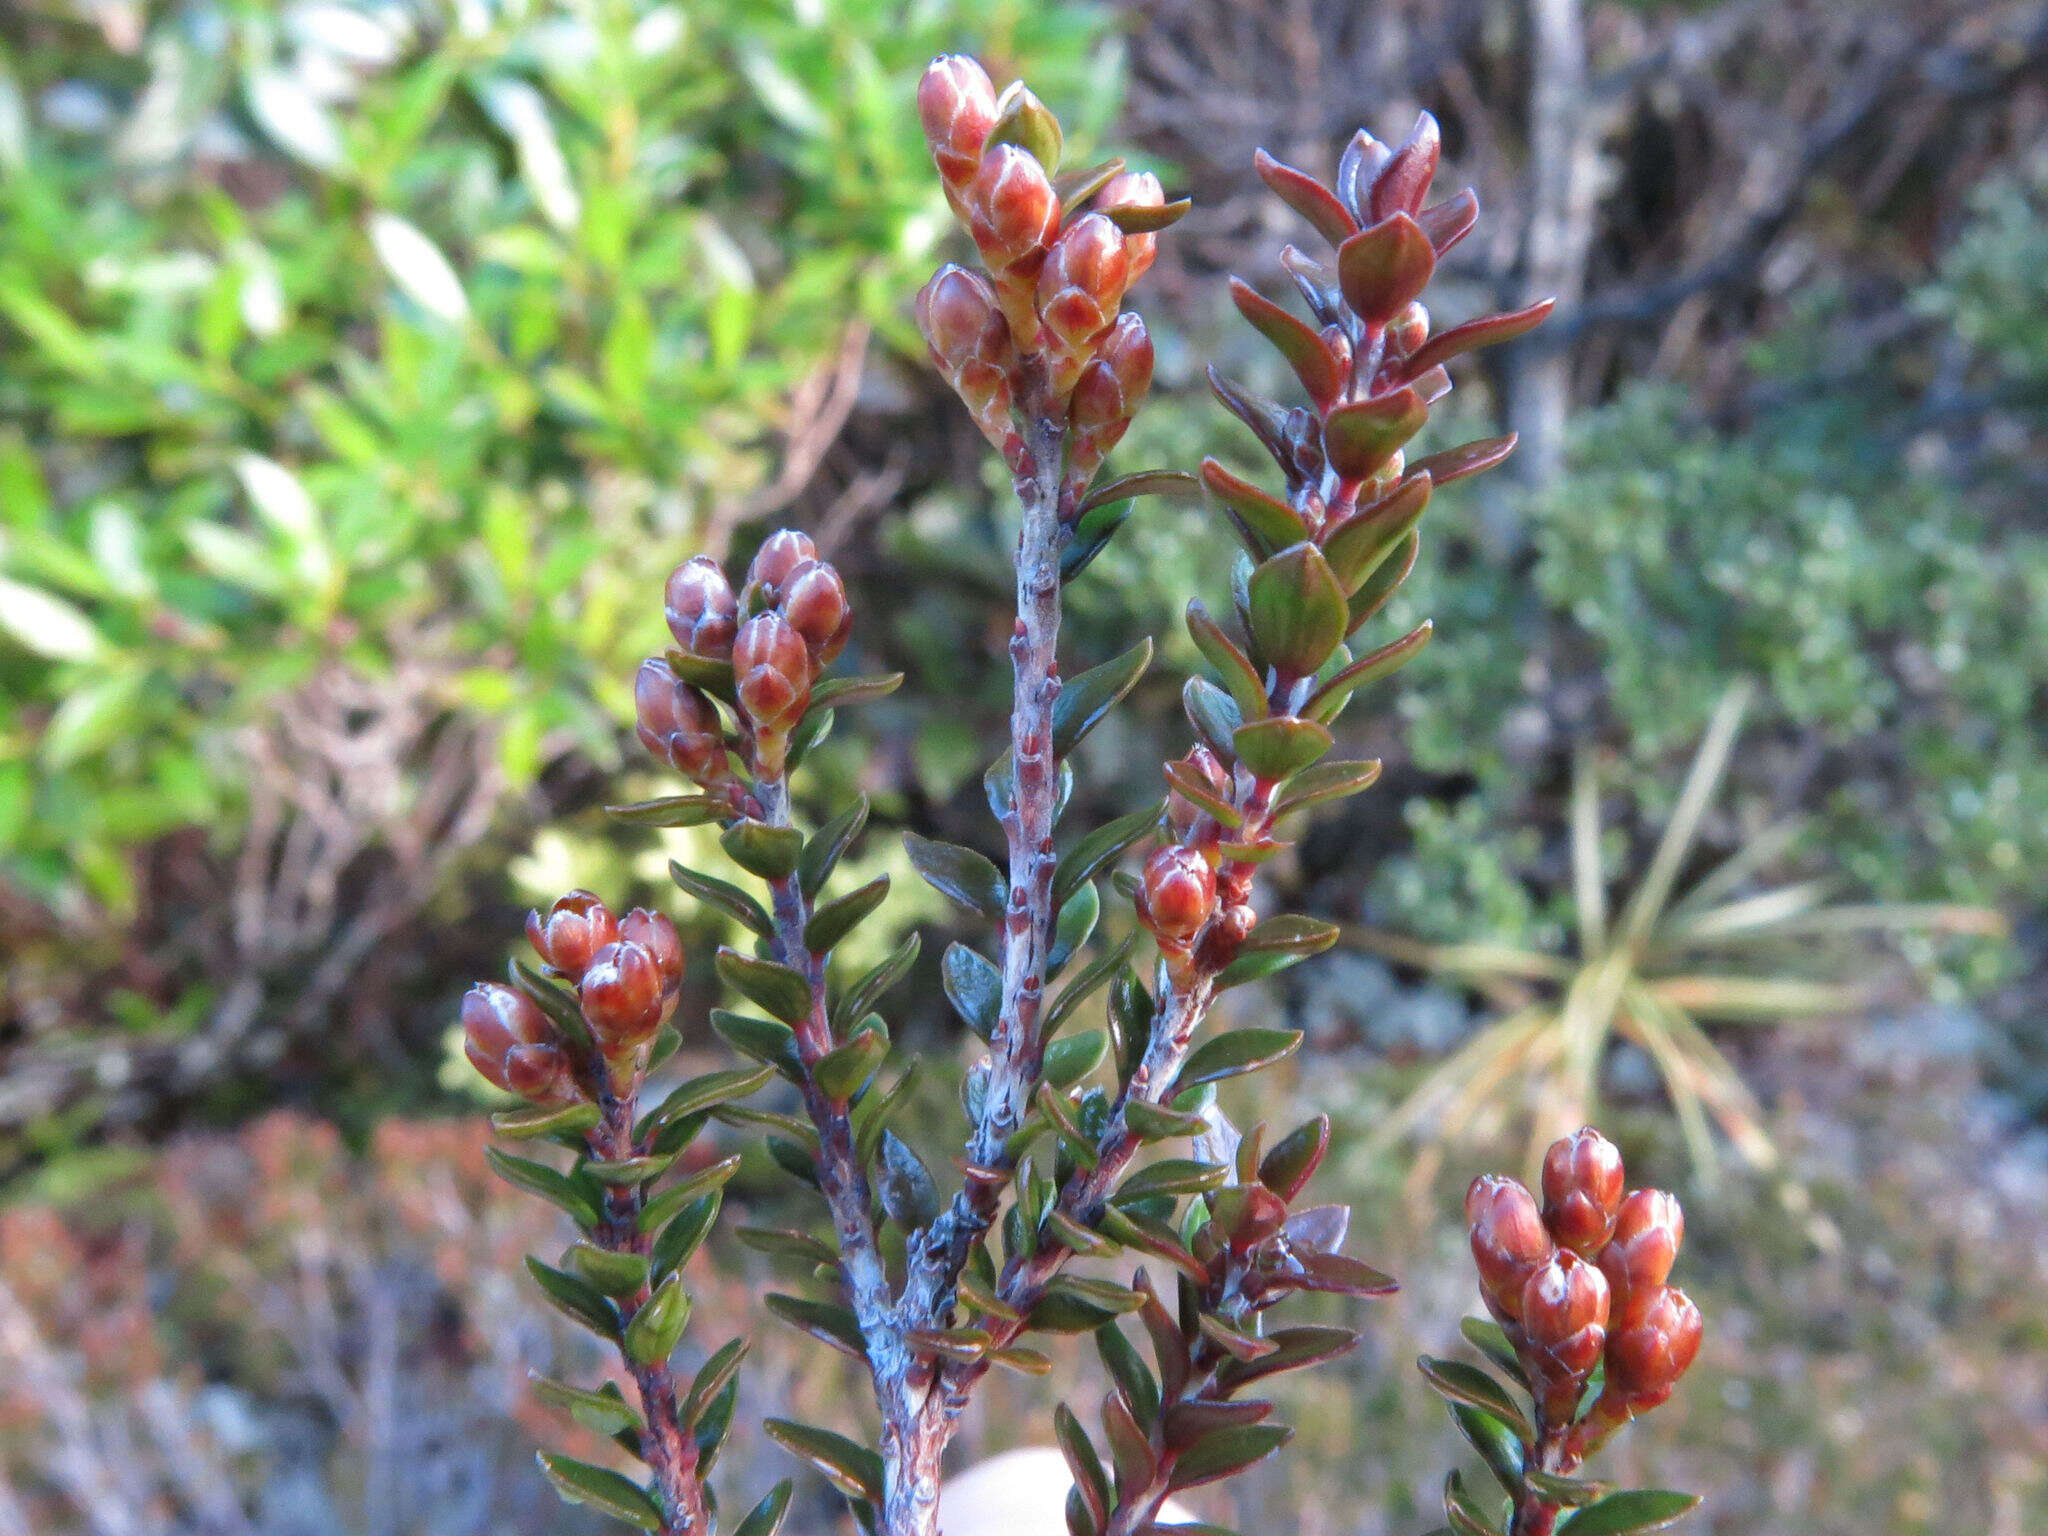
1232, 715, 1334, 781
568, 1243, 650, 1296
1409, 434, 1517, 488
536, 1452, 662, 1529
486, 1148, 599, 1227
1238, 914, 1340, 957
1075, 469, 1200, 517
624, 1274, 692, 1365
765, 1294, 865, 1358
1167, 1423, 1293, 1490
1322, 387, 1428, 480
1053, 801, 1163, 906
798, 795, 869, 898
763, 1418, 884, 1502
650, 1192, 722, 1282
683, 1338, 751, 1426
1272, 759, 1383, 818
1451, 1404, 1527, 1499
1418, 1356, 1534, 1441
903, 832, 1007, 919
639, 1155, 743, 1232
1444, 1469, 1506, 1536
1461, 1317, 1532, 1388
1114, 1157, 1227, 1202
645, 1065, 775, 1130
1186, 599, 1268, 719
876, 1130, 940, 1228
671, 861, 773, 939
1048, 881, 1102, 974
942, 942, 1002, 1040
1042, 1029, 1110, 1089
1200, 457, 1311, 556
731, 1480, 796, 1536
813, 1027, 889, 1100
1053, 638, 1154, 758
833, 931, 920, 1032
1231, 277, 1340, 407
1044, 934, 1137, 1036
1104, 196, 1191, 233
1183, 676, 1245, 759
1214, 1324, 1359, 1391
721, 819, 805, 880
1307, 620, 1433, 721
605, 794, 727, 827
715, 948, 815, 1026
1556, 1492, 1702, 1536
491, 1101, 600, 1140
1322, 475, 1431, 590
804, 874, 890, 953
810, 674, 904, 708
530, 1373, 644, 1435
1174, 1028, 1303, 1090
524, 1256, 618, 1340
710, 1010, 805, 1082
1247, 544, 1348, 675
1336, 211, 1436, 325
1124, 1099, 1208, 1140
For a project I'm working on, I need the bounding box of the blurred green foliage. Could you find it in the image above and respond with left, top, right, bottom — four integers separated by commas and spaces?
1375, 166, 2048, 979
0, 0, 1119, 921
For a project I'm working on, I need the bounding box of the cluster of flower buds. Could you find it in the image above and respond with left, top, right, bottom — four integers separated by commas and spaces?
521, 888, 686, 1064
640, 530, 852, 783
1466, 1128, 1701, 1447
915, 54, 1178, 494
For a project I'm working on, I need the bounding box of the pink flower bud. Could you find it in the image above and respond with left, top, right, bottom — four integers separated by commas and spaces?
780, 559, 851, 665
1603, 1286, 1702, 1412
732, 611, 813, 736
1066, 313, 1153, 487
1466, 1174, 1554, 1322
1036, 213, 1129, 355
1540, 1126, 1626, 1255
634, 658, 730, 786
1095, 169, 1164, 280
1598, 1188, 1685, 1324
1520, 1249, 1610, 1389
579, 939, 671, 1053
968, 143, 1060, 343
525, 890, 619, 982
1136, 845, 1217, 945
746, 529, 819, 603
664, 556, 738, 660
916, 264, 1019, 453
617, 908, 684, 995
462, 983, 572, 1101
918, 54, 998, 203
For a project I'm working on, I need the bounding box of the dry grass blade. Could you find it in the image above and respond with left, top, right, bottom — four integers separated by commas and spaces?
1615, 679, 1751, 949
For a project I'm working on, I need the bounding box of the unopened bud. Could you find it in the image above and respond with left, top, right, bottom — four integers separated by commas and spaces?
1369, 112, 1442, 223
745, 530, 819, 606
918, 54, 998, 208
1386, 301, 1429, 361
462, 983, 573, 1102
617, 908, 684, 995
635, 658, 730, 786
780, 559, 851, 665
1035, 213, 1129, 393
525, 890, 619, 982
1520, 1250, 1610, 1411
967, 143, 1060, 341
665, 556, 738, 660
1598, 1188, 1684, 1324
1095, 170, 1165, 280
1136, 845, 1217, 945
1065, 313, 1153, 490
579, 939, 671, 1053
1541, 1126, 1625, 1255
1603, 1285, 1702, 1412
732, 611, 813, 739
1466, 1174, 1554, 1323
917, 264, 1019, 454
1166, 745, 1231, 838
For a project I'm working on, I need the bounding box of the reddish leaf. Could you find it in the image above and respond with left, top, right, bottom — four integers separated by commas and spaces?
1337, 213, 1436, 324
1253, 149, 1357, 247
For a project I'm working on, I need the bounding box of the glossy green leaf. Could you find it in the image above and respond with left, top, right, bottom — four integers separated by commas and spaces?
1183, 676, 1244, 759
1200, 457, 1311, 556
650, 1191, 722, 1282
721, 818, 805, 880
670, 860, 774, 939
1053, 638, 1154, 758
942, 942, 1002, 1040
1418, 1356, 1533, 1441
1114, 1157, 1227, 1202
1247, 544, 1348, 675
731, 1480, 796, 1536
1054, 801, 1162, 906
1048, 880, 1102, 974
486, 1148, 599, 1227
568, 1242, 650, 1296
524, 1256, 618, 1340
530, 1373, 644, 1435
536, 1452, 662, 1529
1271, 759, 1383, 818
1322, 387, 1428, 480
903, 831, 1007, 919
1231, 277, 1341, 407
1042, 1029, 1110, 1089
1186, 598, 1268, 719
814, 1026, 889, 1100
765, 1294, 865, 1358
710, 1010, 805, 1082
638, 1155, 743, 1233
1336, 211, 1436, 324
1321, 474, 1431, 590
799, 796, 870, 899
491, 1101, 601, 1140
1175, 1028, 1302, 1090
715, 948, 815, 1026
1167, 1423, 1293, 1490
645, 1065, 775, 1130
1451, 1404, 1527, 1498
605, 793, 727, 828
804, 873, 890, 953
762, 1419, 884, 1503
1556, 1492, 1702, 1535
833, 931, 920, 1033
624, 1273, 692, 1365
1307, 620, 1433, 721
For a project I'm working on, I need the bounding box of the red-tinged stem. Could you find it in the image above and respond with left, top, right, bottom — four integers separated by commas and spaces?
1508, 1415, 1585, 1536
588, 1074, 708, 1535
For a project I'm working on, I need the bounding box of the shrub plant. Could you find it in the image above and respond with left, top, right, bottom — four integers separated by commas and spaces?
460, 54, 1702, 1536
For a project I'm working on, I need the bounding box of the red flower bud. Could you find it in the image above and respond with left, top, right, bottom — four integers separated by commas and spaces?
1066, 312, 1153, 489
967, 143, 1059, 342
1598, 1188, 1684, 1324
746, 529, 819, 604
462, 983, 573, 1101
525, 890, 619, 982
635, 658, 730, 786
916, 264, 1019, 454
1603, 1285, 1702, 1411
918, 54, 997, 206
617, 908, 684, 995
1136, 845, 1217, 945
1541, 1126, 1626, 1255
780, 558, 852, 665
733, 611, 813, 739
1520, 1249, 1611, 1399
1466, 1174, 1554, 1322
1035, 213, 1129, 391
579, 939, 671, 1053
1385, 301, 1430, 362
1166, 745, 1231, 838
664, 556, 738, 660
1095, 169, 1164, 281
